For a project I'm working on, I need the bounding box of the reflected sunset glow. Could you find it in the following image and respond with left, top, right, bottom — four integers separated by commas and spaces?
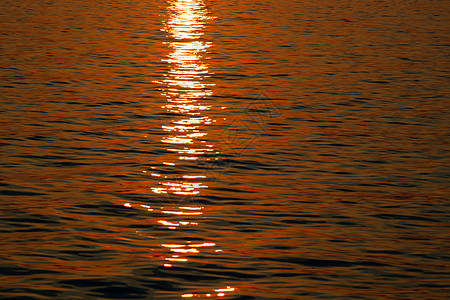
1, 0, 447, 298
146, 1, 235, 297
151, 0, 215, 200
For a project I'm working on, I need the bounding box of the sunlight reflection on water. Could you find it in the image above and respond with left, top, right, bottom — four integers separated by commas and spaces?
0, 0, 448, 298
152, 0, 215, 201
151, 0, 234, 298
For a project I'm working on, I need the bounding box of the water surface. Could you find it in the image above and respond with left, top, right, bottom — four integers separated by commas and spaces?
0, 0, 449, 299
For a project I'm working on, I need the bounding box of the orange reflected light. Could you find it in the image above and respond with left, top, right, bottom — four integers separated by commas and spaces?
151, 187, 167, 194
158, 220, 180, 227
179, 206, 203, 210
179, 156, 199, 161
170, 248, 199, 253
214, 287, 235, 292
191, 242, 215, 247
162, 210, 203, 215
165, 257, 188, 262
162, 137, 194, 144
162, 244, 185, 248
152, 0, 216, 271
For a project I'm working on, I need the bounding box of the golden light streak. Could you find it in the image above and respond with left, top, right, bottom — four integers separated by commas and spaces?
149, 3, 226, 288
162, 210, 203, 215
170, 248, 199, 253
165, 257, 188, 262
179, 206, 203, 210
162, 137, 194, 144
162, 244, 185, 248
214, 287, 235, 292
191, 242, 215, 247
158, 220, 179, 227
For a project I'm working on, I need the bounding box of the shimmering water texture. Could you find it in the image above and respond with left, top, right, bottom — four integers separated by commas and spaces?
1, 0, 449, 299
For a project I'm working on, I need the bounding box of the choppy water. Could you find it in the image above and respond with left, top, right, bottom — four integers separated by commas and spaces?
1, 0, 449, 299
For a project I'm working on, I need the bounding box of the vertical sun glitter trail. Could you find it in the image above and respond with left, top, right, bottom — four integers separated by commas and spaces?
151, 0, 216, 205
137, 0, 237, 298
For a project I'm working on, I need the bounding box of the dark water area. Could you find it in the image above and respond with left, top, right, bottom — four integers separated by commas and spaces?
1, 0, 449, 299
